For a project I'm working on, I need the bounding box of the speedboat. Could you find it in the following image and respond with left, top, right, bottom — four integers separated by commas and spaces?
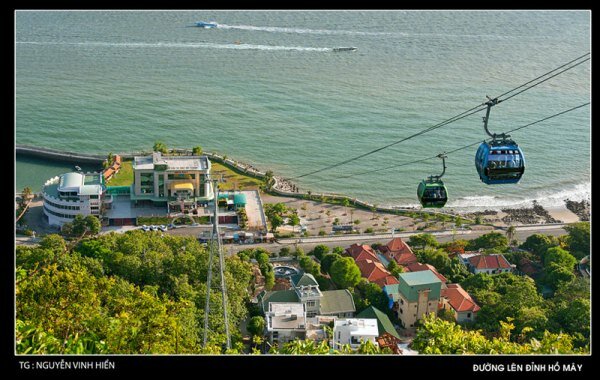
333, 47, 357, 52
195, 21, 218, 28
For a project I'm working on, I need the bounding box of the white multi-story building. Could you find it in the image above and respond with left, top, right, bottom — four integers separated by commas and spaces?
42, 172, 110, 227
332, 318, 379, 350
265, 302, 307, 345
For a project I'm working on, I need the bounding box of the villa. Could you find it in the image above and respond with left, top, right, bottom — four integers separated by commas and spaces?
130, 151, 214, 212
384, 270, 442, 328
265, 302, 307, 345
42, 172, 109, 227
458, 252, 514, 275
332, 318, 379, 350
378, 237, 418, 266
258, 273, 355, 318
440, 283, 480, 323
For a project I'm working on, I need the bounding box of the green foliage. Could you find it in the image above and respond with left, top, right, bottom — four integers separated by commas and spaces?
330, 257, 361, 289
312, 245, 330, 261
543, 247, 577, 268
153, 141, 168, 154
408, 233, 438, 250
416, 247, 451, 274
17, 232, 254, 354
519, 233, 559, 259
299, 256, 320, 276
563, 222, 590, 259
279, 247, 291, 257
412, 313, 584, 354
247, 316, 266, 337
332, 246, 344, 255
465, 232, 508, 251
320, 253, 343, 274
192, 146, 203, 156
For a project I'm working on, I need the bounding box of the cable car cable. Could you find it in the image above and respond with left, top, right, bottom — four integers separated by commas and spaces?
291, 53, 590, 180
327, 101, 589, 180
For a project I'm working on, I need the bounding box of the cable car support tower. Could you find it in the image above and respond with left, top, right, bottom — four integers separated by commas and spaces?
203, 175, 231, 350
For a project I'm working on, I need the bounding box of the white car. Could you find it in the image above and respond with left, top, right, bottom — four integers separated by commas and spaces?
159, 225, 168, 232
150, 225, 158, 231
141, 225, 150, 232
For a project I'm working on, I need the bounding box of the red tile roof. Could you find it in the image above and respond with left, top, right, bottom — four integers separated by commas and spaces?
346, 243, 380, 262
373, 275, 400, 288
518, 258, 542, 277
468, 254, 512, 270
441, 284, 480, 313
404, 262, 448, 283
379, 238, 418, 266
356, 259, 391, 283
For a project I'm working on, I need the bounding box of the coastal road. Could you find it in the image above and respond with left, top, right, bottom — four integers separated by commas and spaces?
223, 223, 571, 254
15, 223, 570, 252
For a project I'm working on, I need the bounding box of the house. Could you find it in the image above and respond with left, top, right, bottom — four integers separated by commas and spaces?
258, 273, 355, 318
440, 284, 480, 323
305, 315, 337, 342
346, 243, 380, 262
357, 306, 402, 354
516, 257, 543, 280
378, 237, 418, 266
404, 262, 448, 285
355, 259, 399, 288
130, 151, 214, 211
459, 252, 513, 275
42, 172, 110, 227
265, 302, 307, 345
385, 270, 442, 328
332, 318, 379, 350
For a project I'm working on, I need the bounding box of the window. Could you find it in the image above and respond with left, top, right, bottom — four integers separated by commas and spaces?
350, 336, 360, 345
467, 313, 471, 318
306, 300, 316, 308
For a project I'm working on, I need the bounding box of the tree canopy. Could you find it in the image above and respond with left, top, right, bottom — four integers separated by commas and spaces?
329, 257, 361, 289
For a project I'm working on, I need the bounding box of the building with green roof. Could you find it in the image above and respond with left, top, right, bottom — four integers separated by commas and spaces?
395, 270, 442, 328
357, 305, 401, 340
259, 272, 355, 318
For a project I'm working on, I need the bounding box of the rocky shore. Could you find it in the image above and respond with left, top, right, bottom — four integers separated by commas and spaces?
565, 199, 590, 221
501, 201, 562, 224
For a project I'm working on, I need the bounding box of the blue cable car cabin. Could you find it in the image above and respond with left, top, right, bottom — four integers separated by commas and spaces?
475, 139, 525, 184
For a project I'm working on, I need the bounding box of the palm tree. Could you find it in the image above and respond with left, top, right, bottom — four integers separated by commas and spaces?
506, 225, 517, 247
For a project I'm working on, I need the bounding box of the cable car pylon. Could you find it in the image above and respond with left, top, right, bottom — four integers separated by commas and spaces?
203, 175, 231, 351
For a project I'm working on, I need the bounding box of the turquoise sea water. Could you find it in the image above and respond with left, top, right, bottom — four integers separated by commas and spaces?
15, 10, 591, 210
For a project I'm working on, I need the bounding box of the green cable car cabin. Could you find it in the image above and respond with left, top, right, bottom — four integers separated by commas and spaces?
417, 153, 448, 208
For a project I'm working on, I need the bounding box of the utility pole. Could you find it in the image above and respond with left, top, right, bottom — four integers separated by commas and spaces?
203, 175, 231, 350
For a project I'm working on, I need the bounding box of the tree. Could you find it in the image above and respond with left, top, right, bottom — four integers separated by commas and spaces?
563, 222, 590, 259
289, 213, 300, 233
312, 245, 330, 261
153, 141, 168, 154
247, 316, 266, 337
519, 234, 559, 259
543, 246, 577, 269
330, 257, 361, 289
543, 263, 576, 291
270, 214, 283, 232
386, 259, 403, 278
342, 198, 350, 220
408, 233, 438, 250
264, 170, 274, 191
320, 253, 342, 274
465, 231, 508, 251
192, 146, 203, 156
506, 226, 516, 246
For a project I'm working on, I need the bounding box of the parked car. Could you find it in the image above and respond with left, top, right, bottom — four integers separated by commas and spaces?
150, 225, 158, 231
167, 223, 176, 229
141, 225, 150, 232
159, 225, 168, 232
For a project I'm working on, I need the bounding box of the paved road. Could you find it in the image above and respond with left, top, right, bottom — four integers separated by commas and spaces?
15, 223, 570, 253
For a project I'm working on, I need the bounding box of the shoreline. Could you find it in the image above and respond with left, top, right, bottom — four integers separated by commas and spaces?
16, 144, 589, 225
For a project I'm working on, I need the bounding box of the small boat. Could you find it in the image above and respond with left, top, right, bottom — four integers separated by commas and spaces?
333, 47, 357, 52
195, 21, 218, 28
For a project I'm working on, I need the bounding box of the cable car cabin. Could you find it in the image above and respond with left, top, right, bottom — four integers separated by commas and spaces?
417, 179, 448, 208
475, 140, 525, 184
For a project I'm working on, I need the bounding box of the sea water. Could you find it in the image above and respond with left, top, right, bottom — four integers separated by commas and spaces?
15, 10, 591, 210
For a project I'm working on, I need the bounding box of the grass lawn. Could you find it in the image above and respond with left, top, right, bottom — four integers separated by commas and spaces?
211, 162, 264, 191
104, 159, 263, 191
106, 160, 134, 186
